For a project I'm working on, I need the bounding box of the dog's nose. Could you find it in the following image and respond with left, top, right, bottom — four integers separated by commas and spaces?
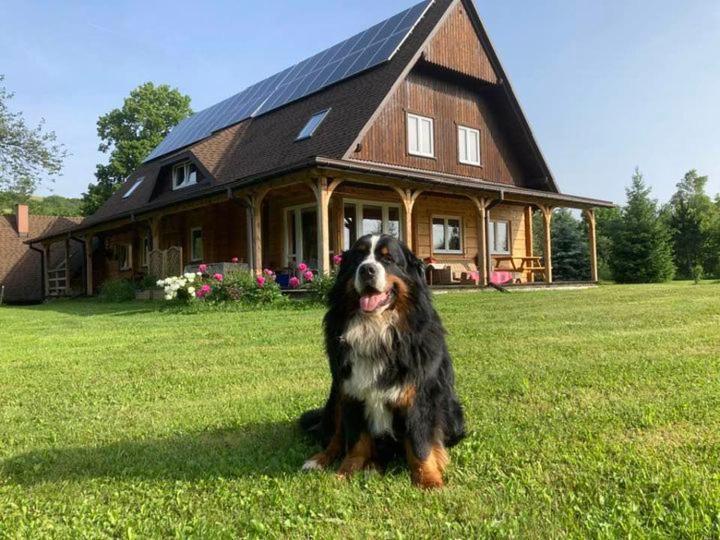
360, 264, 376, 279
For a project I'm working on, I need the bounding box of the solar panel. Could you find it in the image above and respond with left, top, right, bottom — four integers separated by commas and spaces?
144, 0, 432, 162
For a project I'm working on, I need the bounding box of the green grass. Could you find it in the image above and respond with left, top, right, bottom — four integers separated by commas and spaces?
1, 283, 719, 538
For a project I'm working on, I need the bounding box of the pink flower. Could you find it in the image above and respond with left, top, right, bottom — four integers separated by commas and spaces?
304, 271, 314, 282
298, 262, 308, 273
196, 284, 212, 298
333, 254, 343, 266
289, 276, 300, 289
263, 268, 275, 277
198, 264, 208, 274
231, 257, 239, 264
257, 276, 266, 287
213, 273, 223, 282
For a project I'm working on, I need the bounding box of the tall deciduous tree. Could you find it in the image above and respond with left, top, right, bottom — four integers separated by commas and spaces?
81, 82, 192, 216
665, 170, 713, 278
610, 168, 675, 283
0, 75, 67, 197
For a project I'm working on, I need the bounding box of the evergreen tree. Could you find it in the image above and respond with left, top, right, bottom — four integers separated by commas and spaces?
551, 209, 590, 281
594, 206, 622, 281
610, 168, 675, 283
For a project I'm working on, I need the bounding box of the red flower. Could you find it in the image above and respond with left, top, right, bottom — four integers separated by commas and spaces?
257, 276, 266, 287
198, 264, 208, 274
303, 271, 314, 282
298, 262, 308, 273
289, 276, 301, 289
231, 257, 239, 264
213, 273, 224, 282
333, 254, 343, 266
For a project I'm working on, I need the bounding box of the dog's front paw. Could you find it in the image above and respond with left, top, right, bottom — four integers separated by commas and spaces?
302, 458, 324, 471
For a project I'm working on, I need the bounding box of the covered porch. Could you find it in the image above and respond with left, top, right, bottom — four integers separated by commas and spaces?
48, 163, 607, 297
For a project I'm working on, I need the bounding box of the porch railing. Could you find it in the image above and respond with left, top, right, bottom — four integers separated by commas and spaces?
147, 246, 183, 279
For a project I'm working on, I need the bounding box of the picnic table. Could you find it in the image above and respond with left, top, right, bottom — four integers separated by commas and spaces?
493, 256, 546, 275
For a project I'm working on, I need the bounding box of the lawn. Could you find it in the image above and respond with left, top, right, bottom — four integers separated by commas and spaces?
1, 283, 719, 538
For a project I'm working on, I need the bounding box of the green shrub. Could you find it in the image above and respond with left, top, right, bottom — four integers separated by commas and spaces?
307, 272, 337, 305
98, 279, 136, 303
692, 264, 704, 284
138, 274, 160, 291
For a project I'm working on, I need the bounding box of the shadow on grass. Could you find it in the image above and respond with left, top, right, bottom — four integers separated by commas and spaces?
6, 298, 163, 318
1, 420, 314, 485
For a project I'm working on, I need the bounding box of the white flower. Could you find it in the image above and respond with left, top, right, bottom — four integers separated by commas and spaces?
184, 273, 195, 281
164, 294, 173, 301
188, 287, 196, 295
156, 279, 165, 287
197, 272, 202, 277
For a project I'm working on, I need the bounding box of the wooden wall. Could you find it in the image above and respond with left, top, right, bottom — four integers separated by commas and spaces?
424, 3, 497, 84
353, 70, 524, 186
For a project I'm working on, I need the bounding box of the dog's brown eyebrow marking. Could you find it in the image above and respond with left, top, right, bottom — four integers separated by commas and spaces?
380, 246, 390, 256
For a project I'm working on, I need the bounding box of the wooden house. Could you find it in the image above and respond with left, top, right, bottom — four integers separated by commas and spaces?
29, 0, 613, 293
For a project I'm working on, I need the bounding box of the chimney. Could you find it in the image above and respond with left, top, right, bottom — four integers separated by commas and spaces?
16, 204, 29, 237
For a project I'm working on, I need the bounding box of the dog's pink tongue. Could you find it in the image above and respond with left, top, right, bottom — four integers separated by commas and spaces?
360, 292, 386, 313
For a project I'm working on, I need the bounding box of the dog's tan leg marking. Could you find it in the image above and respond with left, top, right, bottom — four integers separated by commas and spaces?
302, 398, 343, 471
405, 439, 448, 489
337, 432, 374, 479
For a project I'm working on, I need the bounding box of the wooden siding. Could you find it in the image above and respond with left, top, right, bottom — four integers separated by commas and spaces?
352, 70, 524, 186
424, 3, 497, 84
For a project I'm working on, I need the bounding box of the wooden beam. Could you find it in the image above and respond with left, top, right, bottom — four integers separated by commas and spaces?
584, 208, 599, 283
539, 205, 554, 283
309, 177, 343, 274
42, 244, 50, 298
392, 187, 423, 250
64, 238, 70, 297
524, 206, 534, 283
469, 196, 491, 287
244, 186, 272, 275
85, 236, 93, 296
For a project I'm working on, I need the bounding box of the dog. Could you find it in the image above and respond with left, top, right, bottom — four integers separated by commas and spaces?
299, 234, 465, 489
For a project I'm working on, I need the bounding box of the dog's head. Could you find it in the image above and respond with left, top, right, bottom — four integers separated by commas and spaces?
334, 234, 426, 316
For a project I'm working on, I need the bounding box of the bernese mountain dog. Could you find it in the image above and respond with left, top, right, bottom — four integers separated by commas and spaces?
299, 234, 466, 489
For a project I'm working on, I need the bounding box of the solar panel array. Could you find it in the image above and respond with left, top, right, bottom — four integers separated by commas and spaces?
144, 0, 433, 162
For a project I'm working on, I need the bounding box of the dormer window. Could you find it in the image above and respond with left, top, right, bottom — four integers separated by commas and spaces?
123, 177, 144, 199
172, 162, 197, 190
296, 109, 331, 141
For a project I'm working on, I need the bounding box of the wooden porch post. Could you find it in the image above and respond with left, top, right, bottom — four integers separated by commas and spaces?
584, 208, 599, 283
245, 188, 271, 275
310, 177, 343, 275
64, 237, 70, 296
539, 205, 554, 284
84, 235, 93, 296
470, 196, 489, 287
42, 243, 50, 297
393, 188, 423, 251
524, 206, 534, 283
149, 216, 161, 251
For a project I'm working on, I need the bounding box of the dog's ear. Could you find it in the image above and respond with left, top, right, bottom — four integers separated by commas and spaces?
401, 242, 426, 285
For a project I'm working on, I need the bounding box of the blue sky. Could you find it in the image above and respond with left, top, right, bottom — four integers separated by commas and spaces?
1, 0, 718, 204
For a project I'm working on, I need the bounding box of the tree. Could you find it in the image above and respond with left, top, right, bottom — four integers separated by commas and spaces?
0, 191, 81, 216
0, 75, 67, 197
551, 209, 590, 281
665, 170, 714, 278
609, 168, 675, 283
594, 206, 622, 281
81, 82, 192, 216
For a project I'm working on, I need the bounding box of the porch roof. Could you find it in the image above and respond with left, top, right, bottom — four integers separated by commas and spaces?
25, 156, 613, 245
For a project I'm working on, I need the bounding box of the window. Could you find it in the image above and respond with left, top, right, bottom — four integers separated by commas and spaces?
458, 125, 481, 166
342, 200, 403, 250
285, 205, 318, 268
432, 216, 462, 254
173, 162, 198, 190
489, 220, 510, 254
296, 109, 331, 140
116, 244, 132, 270
190, 227, 203, 262
407, 113, 434, 157
123, 177, 145, 199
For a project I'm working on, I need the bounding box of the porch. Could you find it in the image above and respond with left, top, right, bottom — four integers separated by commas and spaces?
75, 165, 602, 295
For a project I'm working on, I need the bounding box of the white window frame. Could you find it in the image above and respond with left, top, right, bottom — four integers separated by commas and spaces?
172, 162, 198, 191
458, 125, 481, 166
117, 243, 132, 271
342, 199, 403, 250
283, 204, 317, 267
406, 112, 435, 158
431, 215, 463, 255
190, 227, 203, 262
488, 219, 511, 255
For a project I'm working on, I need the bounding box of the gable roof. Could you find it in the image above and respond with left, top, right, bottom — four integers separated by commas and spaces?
71, 0, 588, 235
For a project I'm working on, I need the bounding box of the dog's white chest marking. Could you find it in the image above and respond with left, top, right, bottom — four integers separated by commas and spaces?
342, 312, 402, 436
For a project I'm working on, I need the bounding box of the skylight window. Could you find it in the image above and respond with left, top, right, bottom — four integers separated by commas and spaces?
123, 177, 145, 199
296, 109, 331, 141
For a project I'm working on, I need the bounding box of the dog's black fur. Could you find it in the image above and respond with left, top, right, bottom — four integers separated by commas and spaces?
299, 235, 465, 485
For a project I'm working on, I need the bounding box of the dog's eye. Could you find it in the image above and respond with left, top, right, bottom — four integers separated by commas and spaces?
382, 253, 394, 263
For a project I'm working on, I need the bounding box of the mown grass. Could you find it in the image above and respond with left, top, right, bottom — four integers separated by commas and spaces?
1, 283, 719, 538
